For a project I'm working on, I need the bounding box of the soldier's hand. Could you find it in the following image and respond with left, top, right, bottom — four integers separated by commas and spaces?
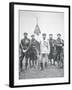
23, 50, 27, 53
48, 52, 50, 55
59, 44, 62, 46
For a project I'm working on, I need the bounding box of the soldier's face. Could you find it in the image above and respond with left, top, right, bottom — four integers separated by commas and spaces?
57, 35, 61, 39
49, 35, 53, 39
32, 36, 35, 39
24, 34, 27, 38
43, 36, 46, 40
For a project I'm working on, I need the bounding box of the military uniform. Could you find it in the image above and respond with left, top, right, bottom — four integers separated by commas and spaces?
29, 39, 38, 67
40, 38, 50, 70
19, 38, 30, 71
54, 38, 64, 65
48, 39, 55, 62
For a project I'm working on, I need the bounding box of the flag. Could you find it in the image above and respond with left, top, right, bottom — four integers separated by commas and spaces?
34, 24, 41, 35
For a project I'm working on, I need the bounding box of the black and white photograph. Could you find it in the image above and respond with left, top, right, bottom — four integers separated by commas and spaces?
9, 2, 70, 87
19, 10, 64, 79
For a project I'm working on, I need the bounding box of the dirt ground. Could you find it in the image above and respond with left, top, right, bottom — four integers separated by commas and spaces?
19, 64, 64, 79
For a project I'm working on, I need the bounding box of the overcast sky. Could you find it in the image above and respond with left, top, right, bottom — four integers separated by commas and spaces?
19, 10, 64, 41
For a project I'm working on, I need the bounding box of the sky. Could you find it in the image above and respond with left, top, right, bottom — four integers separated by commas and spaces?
19, 10, 64, 41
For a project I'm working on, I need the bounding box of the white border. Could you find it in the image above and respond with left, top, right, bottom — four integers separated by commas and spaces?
14, 4, 69, 86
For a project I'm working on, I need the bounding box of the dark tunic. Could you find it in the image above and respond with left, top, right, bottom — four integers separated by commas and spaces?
20, 38, 30, 58
29, 39, 38, 60
56, 38, 64, 53
48, 39, 55, 59
55, 38, 64, 61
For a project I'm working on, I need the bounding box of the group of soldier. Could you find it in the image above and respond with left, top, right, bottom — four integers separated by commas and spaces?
19, 32, 64, 72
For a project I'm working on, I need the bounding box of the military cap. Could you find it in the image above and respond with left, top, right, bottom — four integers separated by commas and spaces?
31, 34, 35, 37
24, 32, 28, 35
42, 33, 46, 36
49, 34, 53, 36
57, 33, 61, 36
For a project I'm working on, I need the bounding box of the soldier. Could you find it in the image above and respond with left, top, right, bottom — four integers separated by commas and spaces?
19, 32, 30, 72
54, 33, 64, 67
40, 33, 50, 70
48, 34, 55, 65
29, 34, 38, 68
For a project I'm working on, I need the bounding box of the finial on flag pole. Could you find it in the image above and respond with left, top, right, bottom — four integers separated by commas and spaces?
36, 16, 38, 25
